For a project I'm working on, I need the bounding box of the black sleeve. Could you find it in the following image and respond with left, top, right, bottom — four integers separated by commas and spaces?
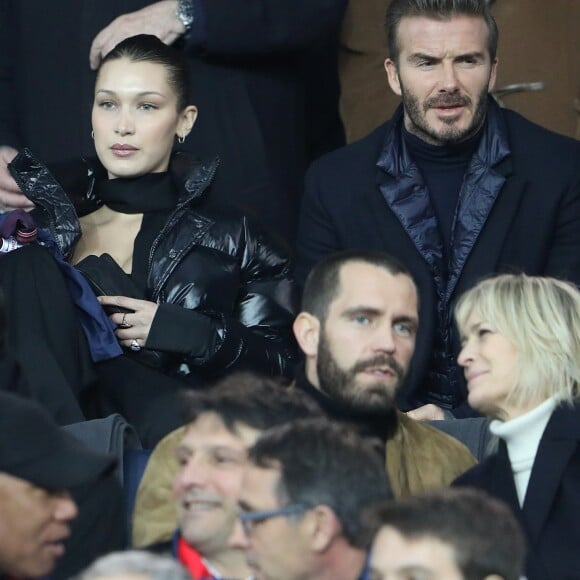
187, 0, 347, 57
295, 159, 345, 289
146, 217, 298, 377
0, 0, 22, 148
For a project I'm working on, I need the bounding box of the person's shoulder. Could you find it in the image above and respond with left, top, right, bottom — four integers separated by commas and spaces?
387, 413, 477, 494
452, 453, 496, 488
501, 108, 580, 162
132, 427, 185, 549
543, 401, 580, 439
184, 204, 292, 266
307, 119, 394, 175
401, 414, 476, 457
396, 413, 477, 471
177, 199, 245, 241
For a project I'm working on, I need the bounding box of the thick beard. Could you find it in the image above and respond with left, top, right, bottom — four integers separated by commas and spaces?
316, 330, 403, 414
400, 81, 489, 146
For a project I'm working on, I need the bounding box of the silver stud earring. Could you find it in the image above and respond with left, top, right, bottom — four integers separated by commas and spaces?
177, 135, 185, 144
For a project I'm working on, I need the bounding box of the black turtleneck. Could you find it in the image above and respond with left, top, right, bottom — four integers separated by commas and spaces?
403, 126, 483, 262
293, 363, 398, 461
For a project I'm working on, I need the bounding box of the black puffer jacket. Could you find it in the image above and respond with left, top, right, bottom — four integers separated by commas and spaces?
9, 150, 298, 378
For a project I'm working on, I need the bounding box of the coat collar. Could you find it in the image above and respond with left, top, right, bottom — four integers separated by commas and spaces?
9, 149, 220, 258
80, 152, 220, 214
488, 403, 580, 547
374, 96, 513, 303
376, 97, 510, 177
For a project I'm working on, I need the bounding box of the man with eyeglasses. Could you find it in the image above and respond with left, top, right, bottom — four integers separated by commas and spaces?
138, 372, 321, 580
230, 418, 392, 580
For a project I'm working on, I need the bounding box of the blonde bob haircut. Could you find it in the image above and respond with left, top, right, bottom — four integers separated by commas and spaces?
455, 274, 580, 408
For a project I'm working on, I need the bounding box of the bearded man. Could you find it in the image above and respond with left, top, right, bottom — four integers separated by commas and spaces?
292, 250, 476, 496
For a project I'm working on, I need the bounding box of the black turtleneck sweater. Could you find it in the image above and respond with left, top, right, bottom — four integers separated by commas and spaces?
403, 126, 483, 266
293, 363, 398, 461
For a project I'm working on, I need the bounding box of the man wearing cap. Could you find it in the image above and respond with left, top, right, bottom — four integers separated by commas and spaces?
0, 391, 117, 579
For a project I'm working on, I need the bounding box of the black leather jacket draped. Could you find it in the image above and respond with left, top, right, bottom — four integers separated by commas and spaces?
9, 150, 298, 378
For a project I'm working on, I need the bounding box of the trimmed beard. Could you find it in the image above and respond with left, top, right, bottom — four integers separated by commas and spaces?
316, 329, 404, 414
400, 80, 489, 146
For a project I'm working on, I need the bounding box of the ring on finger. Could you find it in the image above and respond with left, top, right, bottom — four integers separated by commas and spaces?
130, 339, 141, 352
120, 312, 132, 329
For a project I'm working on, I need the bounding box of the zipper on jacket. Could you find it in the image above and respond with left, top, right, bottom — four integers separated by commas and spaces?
147, 158, 220, 275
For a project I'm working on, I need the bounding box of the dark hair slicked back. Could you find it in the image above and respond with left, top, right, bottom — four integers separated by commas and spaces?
385, 0, 498, 64
98, 34, 191, 110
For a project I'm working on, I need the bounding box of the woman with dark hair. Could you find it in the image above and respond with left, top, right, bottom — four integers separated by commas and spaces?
453, 273, 580, 580
2, 35, 297, 445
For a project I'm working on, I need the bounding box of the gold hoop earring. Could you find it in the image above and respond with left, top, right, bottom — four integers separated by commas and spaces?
177, 135, 185, 144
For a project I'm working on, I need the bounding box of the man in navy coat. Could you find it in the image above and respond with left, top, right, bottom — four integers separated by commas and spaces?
296, 0, 580, 418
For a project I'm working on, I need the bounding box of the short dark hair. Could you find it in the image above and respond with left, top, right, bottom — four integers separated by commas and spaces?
385, 0, 499, 64
367, 488, 525, 580
301, 250, 413, 321
183, 372, 322, 434
248, 418, 392, 548
98, 34, 191, 110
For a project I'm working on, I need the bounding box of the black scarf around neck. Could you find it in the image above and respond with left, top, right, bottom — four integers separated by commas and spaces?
97, 172, 178, 214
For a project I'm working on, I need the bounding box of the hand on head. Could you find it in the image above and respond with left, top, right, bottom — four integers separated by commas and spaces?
89, 1, 187, 70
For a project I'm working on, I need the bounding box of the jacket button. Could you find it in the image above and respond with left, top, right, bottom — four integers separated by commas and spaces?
168, 249, 177, 259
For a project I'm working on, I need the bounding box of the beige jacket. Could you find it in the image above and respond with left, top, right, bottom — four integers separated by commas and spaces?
131, 414, 476, 547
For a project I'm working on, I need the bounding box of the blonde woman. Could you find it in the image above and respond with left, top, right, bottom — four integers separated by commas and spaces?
453, 273, 580, 580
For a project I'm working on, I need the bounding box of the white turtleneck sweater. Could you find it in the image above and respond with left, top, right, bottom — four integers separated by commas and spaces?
490, 397, 558, 507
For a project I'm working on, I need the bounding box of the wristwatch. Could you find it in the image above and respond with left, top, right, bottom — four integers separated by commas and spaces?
176, 0, 194, 32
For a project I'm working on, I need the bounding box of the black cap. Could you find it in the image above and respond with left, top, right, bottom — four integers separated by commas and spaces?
0, 392, 116, 489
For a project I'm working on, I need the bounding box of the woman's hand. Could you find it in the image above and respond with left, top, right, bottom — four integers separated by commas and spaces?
98, 295, 159, 350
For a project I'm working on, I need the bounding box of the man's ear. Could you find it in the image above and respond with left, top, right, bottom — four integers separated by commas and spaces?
308, 505, 342, 553
487, 57, 499, 93
293, 312, 320, 358
385, 58, 402, 96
